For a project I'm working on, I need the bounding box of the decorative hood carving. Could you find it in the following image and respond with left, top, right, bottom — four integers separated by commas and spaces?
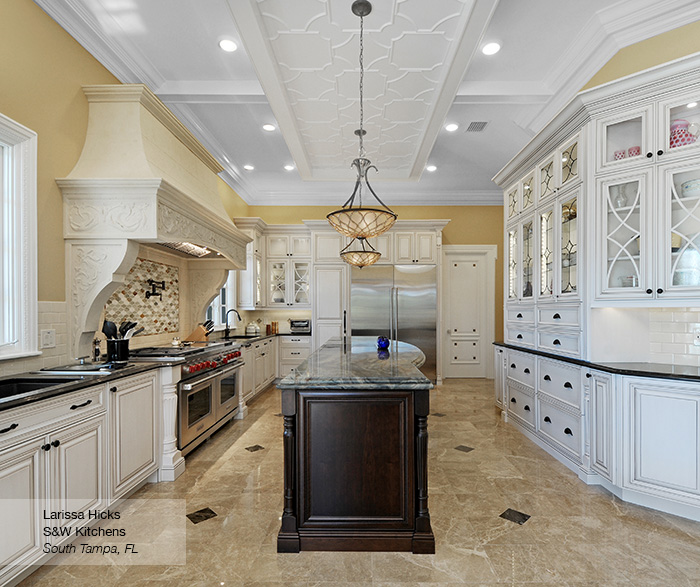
58, 84, 251, 356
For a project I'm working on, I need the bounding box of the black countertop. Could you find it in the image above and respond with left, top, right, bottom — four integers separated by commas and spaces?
0, 362, 165, 412
494, 342, 700, 383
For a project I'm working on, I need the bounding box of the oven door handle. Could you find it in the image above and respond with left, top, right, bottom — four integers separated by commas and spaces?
181, 362, 244, 390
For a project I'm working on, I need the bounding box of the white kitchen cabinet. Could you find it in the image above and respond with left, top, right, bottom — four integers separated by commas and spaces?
394, 231, 436, 264
267, 259, 311, 307
493, 346, 506, 410
0, 384, 108, 586
266, 234, 311, 258
313, 231, 346, 263
312, 263, 348, 351
234, 218, 265, 310
254, 346, 265, 394
365, 233, 393, 264
263, 338, 277, 384
0, 437, 44, 585
587, 369, 614, 483
109, 373, 158, 501
623, 377, 700, 498
279, 335, 311, 377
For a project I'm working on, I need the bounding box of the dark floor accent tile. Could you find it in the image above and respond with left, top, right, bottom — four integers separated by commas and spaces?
500, 508, 530, 525
432, 412, 446, 417
245, 444, 265, 452
455, 445, 474, 453
186, 507, 217, 524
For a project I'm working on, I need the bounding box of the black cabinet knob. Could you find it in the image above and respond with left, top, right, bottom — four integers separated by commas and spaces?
510, 397, 517, 404
646, 152, 653, 158
657, 288, 663, 294
544, 416, 551, 423
657, 149, 664, 156
517, 313, 523, 318
564, 427, 573, 436
110, 386, 117, 392
42, 444, 51, 451
646, 288, 653, 294
523, 368, 530, 374
553, 313, 561, 320
524, 405, 531, 412
586, 373, 592, 378
51, 440, 60, 448
564, 381, 573, 389
517, 334, 523, 339
510, 363, 516, 369
543, 375, 551, 381
553, 339, 561, 346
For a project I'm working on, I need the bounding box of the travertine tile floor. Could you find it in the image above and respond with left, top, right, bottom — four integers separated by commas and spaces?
22, 379, 700, 585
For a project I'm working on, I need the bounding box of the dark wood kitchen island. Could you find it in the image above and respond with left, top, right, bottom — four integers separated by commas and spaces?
277, 336, 434, 554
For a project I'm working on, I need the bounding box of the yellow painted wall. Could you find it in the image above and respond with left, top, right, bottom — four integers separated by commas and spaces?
583, 20, 700, 90
219, 177, 250, 219
0, 0, 119, 301
249, 205, 505, 339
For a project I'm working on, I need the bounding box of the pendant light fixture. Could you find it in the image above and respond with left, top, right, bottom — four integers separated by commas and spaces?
327, 0, 397, 267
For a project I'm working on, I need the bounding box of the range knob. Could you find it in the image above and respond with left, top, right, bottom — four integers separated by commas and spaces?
211, 361, 218, 368
183, 365, 191, 374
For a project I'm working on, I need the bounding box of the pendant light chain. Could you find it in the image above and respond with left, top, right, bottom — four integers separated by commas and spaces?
358, 13, 365, 159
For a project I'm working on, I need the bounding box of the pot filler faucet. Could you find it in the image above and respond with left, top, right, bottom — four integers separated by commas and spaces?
224, 309, 242, 339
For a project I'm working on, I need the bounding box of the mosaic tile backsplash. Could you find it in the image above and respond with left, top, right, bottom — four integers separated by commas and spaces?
105, 258, 179, 335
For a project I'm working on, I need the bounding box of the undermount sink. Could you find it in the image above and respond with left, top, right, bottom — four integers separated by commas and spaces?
0, 377, 82, 399
40, 362, 120, 375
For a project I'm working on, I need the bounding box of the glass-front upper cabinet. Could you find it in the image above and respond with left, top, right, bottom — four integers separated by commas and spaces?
521, 172, 535, 213
538, 134, 581, 203
267, 260, 311, 307
539, 189, 580, 300
507, 226, 519, 301
595, 172, 651, 299
521, 218, 534, 300
506, 185, 519, 220
658, 162, 700, 297
596, 106, 653, 173
268, 260, 287, 306
560, 195, 578, 296
292, 261, 311, 305
560, 136, 579, 189
659, 93, 700, 160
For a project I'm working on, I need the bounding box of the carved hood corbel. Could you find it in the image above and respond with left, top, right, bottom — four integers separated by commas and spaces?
59, 85, 251, 356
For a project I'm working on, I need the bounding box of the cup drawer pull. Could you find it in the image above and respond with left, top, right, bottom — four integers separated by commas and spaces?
524, 405, 531, 412
516, 334, 523, 339
552, 339, 561, 346
510, 397, 517, 404
552, 313, 561, 320
523, 368, 530, 374
543, 375, 551, 381
563, 382, 573, 389
510, 363, 516, 369
516, 313, 523, 318
544, 416, 551, 423
564, 427, 573, 436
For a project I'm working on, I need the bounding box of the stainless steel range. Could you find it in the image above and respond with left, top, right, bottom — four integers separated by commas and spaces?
130, 341, 243, 456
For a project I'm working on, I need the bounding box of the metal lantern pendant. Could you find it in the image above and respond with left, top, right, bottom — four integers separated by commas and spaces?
327, 0, 396, 266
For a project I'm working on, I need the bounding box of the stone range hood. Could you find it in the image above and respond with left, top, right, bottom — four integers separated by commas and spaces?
58, 84, 251, 357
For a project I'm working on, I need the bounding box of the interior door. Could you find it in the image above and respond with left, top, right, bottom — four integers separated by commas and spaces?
443, 252, 489, 378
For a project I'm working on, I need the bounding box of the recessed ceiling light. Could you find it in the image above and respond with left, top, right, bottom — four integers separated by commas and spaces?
262, 124, 276, 132
445, 123, 459, 132
426, 165, 437, 172
687, 102, 698, 108
482, 42, 501, 56
243, 164, 254, 171
218, 39, 238, 52
284, 164, 295, 171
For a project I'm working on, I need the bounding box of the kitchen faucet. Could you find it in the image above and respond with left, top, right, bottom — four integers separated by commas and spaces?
224, 309, 242, 339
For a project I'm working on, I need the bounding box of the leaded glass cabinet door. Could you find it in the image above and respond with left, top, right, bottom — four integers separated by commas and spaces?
539, 157, 556, 202
507, 225, 519, 301
521, 218, 534, 300
560, 136, 579, 190
659, 163, 700, 296
268, 260, 288, 306
292, 261, 311, 306
560, 194, 578, 296
539, 206, 555, 299
506, 185, 518, 221
521, 172, 535, 213
597, 172, 650, 298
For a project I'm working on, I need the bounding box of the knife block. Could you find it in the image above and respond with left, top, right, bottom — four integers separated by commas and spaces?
184, 325, 208, 342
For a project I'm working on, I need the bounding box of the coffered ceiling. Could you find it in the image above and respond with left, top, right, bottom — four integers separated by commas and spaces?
35, 0, 700, 206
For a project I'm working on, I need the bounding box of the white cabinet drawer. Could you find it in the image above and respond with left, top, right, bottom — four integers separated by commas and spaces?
537, 330, 581, 356
537, 305, 581, 327
506, 350, 535, 388
507, 383, 535, 429
281, 346, 310, 362
537, 398, 582, 459
538, 358, 581, 409
0, 384, 106, 448
506, 325, 535, 347
507, 307, 535, 323
279, 336, 311, 347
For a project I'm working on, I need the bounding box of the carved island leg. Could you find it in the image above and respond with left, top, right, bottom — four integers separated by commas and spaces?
413, 398, 435, 554
277, 390, 300, 552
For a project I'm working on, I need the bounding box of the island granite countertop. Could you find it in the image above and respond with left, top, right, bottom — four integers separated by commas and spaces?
278, 336, 432, 391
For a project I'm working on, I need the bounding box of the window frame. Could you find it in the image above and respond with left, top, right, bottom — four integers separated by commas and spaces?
0, 112, 38, 360
206, 271, 237, 330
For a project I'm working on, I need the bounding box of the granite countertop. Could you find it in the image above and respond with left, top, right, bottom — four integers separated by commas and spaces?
494, 341, 700, 383
279, 336, 432, 391
210, 331, 311, 347
0, 362, 165, 412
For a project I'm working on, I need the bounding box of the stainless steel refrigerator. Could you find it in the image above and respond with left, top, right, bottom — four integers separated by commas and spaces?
350, 264, 437, 381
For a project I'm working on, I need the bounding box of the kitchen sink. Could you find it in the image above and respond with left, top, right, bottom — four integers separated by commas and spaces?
40, 362, 122, 375
0, 377, 82, 399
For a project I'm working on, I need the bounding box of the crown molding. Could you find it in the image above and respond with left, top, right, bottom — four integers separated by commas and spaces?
33, 0, 165, 87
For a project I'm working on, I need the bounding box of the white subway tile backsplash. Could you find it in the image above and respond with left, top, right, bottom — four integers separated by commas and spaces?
649, 307, 700, 366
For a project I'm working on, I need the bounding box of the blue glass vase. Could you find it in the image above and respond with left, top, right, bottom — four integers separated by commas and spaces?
377, 336, 390, 350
